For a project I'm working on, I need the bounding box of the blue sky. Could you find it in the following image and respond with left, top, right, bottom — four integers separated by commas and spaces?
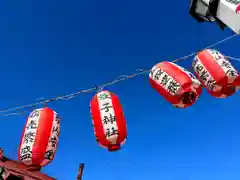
0, 0, 239, 180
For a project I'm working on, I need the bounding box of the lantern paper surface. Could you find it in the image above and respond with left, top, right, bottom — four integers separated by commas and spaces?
18, 107, 60, 167
193, 49, 240, 98
90, 90, 127, 152
149, 61, 202, 108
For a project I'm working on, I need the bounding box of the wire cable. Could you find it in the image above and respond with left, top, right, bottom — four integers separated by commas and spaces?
0, 34, 238, 116
226, 56, 240, 61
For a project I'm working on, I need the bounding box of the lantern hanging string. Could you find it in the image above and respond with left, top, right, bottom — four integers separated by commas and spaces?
225, 56, 240, 61
0, 34, 238, 116
94, 85, 104, 93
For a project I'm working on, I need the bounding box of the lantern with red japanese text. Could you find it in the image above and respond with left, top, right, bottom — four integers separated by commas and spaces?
18, 107, 60, 167
90, 90, 127, 152
149, 61, 202, 108
192, 49, 240, 98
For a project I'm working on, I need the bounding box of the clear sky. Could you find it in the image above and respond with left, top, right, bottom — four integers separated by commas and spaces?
0, 0, 239, 180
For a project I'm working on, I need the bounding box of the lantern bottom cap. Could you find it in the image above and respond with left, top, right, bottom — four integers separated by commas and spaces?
108, 144, 121, 152
181, 90, 197, 105
221, 85, 236, 97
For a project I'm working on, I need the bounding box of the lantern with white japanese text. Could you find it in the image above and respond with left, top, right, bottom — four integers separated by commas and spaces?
90, 90, 127, 152
149, 61, 202, 108
192, 49, 240, 98
18, 107, 60, 167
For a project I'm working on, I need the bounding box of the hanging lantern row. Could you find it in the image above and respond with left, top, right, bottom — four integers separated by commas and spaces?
17, 48, 240, 169
150, 48, 240, 108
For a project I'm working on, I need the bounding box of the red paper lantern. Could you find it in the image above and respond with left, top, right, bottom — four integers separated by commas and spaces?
90, 90, 127, 152
18, 107, 60, 167
193, 49, 240, 98
149, 61, 202, 108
